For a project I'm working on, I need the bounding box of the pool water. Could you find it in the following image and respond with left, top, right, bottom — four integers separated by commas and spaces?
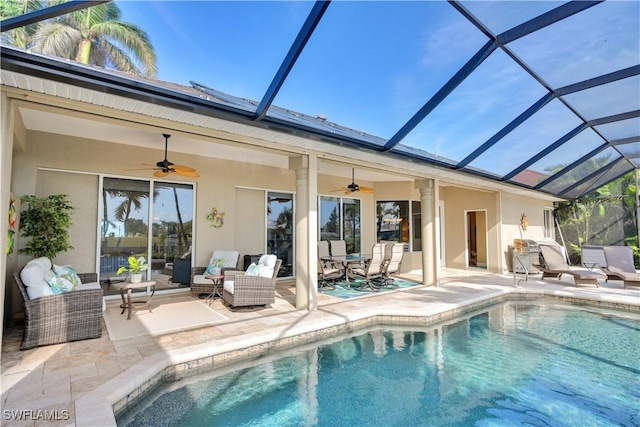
118, 302, 640, 426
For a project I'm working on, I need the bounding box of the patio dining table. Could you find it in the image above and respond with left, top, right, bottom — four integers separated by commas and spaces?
321, 254, 371, 286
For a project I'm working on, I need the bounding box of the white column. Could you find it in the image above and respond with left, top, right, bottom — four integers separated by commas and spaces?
291, 155, 318, 310
0, 93, 16, 351
416, 179, 437, 286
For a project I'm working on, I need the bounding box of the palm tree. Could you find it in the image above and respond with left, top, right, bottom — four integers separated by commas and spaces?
0, 0, 41, 48
7, 1, 157, 77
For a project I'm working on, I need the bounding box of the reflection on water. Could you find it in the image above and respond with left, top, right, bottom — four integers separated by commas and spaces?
118, 302, 640, 427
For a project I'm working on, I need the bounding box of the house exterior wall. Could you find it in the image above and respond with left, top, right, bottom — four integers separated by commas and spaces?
500, 192, 552, 273
440, 186, 501, 272
10, 130, 298, 272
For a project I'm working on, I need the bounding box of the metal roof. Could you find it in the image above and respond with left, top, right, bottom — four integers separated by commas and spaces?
1, 0, 638, 199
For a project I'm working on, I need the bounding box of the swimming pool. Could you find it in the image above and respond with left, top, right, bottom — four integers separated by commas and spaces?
118, 301, 640, 426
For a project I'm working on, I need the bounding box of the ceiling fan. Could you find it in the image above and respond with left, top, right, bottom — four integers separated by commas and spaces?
129, 134, 199, 178
331, 168, 374, 194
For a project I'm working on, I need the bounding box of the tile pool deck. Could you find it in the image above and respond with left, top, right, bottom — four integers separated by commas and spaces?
2, 268, 639, 426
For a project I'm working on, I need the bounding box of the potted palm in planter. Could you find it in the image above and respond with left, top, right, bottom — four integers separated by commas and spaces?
117, 256, 149, 283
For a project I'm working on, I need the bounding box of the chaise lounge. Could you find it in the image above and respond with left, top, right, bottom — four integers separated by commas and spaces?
536, 244, 606, 287
601, 246, 640, 289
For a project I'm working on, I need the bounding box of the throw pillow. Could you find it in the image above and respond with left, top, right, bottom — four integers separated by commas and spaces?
53, 264, 82, 286
48, 276, 76, 294
205, 258, 225, 275
245, 262, 262, 276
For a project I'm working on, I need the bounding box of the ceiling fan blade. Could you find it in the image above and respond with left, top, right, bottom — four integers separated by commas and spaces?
172, 164, 196, 172
359, 186, 375, 193
176, 169, 200, 178
154, 170, 169, 178
330, 188, 348, 193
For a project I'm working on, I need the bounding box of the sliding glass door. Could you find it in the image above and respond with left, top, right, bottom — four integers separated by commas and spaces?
319, 196, 361, 253
100, 178, 150, 281
100, 177, 194, 291
151, 182, 194, 278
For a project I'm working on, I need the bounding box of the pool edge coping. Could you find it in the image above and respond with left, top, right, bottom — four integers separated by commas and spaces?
75, 287, 640, 427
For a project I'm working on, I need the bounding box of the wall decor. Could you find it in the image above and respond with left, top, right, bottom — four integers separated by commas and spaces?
7, 196, 16, 254
520, 213, 528, 231
207, 207, 225, 228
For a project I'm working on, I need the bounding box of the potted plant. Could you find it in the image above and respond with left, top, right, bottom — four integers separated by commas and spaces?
117, 256, 149, 283
19, 194, 75, 259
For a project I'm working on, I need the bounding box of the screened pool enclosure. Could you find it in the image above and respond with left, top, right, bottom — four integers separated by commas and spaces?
2, 0, 638, 201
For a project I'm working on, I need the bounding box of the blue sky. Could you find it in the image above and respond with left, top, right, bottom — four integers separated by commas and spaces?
114, 1, 639, 178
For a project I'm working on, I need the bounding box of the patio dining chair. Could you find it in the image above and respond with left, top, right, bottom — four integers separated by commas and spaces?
601, 246, 640, 289
380, 242, 405, 287
351, 243, 385, 291
318, 241, 344, 289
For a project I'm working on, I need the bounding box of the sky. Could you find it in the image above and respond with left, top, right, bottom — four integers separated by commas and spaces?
113, 1, 639, 179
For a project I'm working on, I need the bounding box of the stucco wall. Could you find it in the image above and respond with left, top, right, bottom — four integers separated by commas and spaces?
440, 186, 500, 272
9, 130, 391, 279
500, 192, 553, 272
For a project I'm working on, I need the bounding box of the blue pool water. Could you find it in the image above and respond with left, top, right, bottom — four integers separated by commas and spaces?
119, 302, 640, 426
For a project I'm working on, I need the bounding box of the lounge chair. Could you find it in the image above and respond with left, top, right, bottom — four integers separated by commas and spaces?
536, 244, 605, 287
602, 246, 640, 289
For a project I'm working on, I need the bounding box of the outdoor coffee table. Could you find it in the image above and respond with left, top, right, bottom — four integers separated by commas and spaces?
112, 280, 156, 320
203, 274, 224, 305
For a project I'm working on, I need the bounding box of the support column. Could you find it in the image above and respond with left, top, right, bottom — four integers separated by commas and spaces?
416, 179, 437, 286
0, 93, 16, 351
290, 154, 318, 310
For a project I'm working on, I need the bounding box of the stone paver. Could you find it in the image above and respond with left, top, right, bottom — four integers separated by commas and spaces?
2, 269, 638, 426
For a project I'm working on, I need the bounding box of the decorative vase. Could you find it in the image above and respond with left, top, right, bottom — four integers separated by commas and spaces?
130, 273, 143, 283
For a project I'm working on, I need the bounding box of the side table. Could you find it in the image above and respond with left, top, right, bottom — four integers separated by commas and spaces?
203, 274, 224, 305
112, 280, 156, 320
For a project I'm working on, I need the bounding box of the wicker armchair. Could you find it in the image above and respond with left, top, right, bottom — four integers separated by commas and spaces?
190, 250, 240, 295
13, 270, 103, 350
223, 259, 282, 308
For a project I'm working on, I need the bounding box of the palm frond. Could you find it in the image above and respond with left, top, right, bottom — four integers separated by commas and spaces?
31, 23, 81, 59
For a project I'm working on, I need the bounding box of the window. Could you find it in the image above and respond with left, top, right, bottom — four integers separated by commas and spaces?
543, 208, 554, 239
267, 192, 294, 277
412, 201, 422, 251
319, 196, 361, 253
376, 201, 410, 244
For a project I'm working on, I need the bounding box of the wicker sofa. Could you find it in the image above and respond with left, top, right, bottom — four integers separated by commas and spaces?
223, 256, 282, 308
13, 257, 104, 350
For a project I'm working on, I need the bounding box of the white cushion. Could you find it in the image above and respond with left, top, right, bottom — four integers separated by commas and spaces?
223, 280, 234, 294
20, 262, 54, 299
193, 275, 214, 285
30, 257, 52, 271
210, 250, 239, 269
257, 254, 277, 278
